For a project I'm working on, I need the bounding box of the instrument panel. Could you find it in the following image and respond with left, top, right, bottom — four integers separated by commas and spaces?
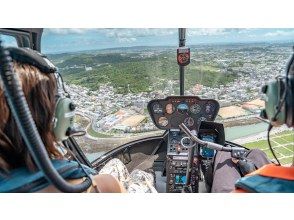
147, 96, 219, 130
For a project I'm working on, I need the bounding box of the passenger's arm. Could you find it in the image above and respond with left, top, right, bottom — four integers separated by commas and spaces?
37, 174, 126, 193
89, 174, 126, 193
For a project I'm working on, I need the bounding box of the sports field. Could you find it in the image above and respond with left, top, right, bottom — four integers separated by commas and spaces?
243, 130, 294, 165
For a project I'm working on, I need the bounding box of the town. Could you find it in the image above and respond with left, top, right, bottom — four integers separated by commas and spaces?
56, 43, 292, 138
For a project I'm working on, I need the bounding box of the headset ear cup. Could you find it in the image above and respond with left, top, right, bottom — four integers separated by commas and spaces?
263, 79, 287, 126
53, 97, 75, 141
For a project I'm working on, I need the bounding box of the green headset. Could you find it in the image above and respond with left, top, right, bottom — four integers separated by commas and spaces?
260, 46, 294, 128
7, 47, 76, 141
53, 72, 77, 141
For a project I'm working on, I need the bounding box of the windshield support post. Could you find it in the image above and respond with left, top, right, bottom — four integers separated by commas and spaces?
178, 28, 186, 96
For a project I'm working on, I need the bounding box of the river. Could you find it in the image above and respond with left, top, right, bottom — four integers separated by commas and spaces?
225, 122, 268, 141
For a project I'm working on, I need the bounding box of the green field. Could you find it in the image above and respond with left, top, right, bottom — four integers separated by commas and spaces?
243, 130, 294, 165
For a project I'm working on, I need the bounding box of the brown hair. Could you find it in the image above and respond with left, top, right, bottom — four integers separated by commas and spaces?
0, 61, 62, 173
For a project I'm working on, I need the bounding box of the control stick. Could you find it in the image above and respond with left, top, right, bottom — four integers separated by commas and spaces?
179, 123, 248, 159
179, 130, 197, 192
179, 123, 256, 178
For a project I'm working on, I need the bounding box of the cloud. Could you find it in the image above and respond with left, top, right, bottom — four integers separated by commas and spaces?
264, 30, 294, 37
236, 29, 253, 34
117, 37, 137, 43
46, 28, 251, 39
96, 28, 177, 43
187, 28, 227, 36
102, 28, 177, 38
47, 28, 294, 39
248, 34, 257, 38
45, 28, 178, 43
188, 28, 258, 36
45, 28, 93, 35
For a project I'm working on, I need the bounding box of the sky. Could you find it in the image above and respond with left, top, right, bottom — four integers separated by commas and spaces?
3, 28, 294, 54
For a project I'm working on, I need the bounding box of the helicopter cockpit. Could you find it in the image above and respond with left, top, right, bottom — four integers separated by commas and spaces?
147, 96, 221, 192
0, 28, 293, 193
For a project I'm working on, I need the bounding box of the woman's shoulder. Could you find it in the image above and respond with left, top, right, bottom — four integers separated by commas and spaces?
0, 159, 97, 193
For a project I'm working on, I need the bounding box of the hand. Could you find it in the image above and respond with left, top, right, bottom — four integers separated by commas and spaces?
232, 158, 256, 176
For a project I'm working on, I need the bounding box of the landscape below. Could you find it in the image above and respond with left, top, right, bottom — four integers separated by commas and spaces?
47, 42, 294, 165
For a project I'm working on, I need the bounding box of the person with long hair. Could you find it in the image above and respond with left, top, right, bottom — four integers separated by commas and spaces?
0, 52, 156, 193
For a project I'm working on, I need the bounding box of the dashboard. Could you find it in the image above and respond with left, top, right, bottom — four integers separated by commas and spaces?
147, 96, 220, 131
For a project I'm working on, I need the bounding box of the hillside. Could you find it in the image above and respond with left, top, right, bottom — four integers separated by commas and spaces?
51, 49, 237, 94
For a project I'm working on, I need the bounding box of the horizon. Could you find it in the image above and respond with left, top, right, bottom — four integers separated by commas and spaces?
42, 28, 294, 54
45, 40, 294, 55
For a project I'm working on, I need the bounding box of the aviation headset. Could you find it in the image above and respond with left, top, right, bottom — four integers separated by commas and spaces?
260, 47, 294, 128
7, 47, 76, 141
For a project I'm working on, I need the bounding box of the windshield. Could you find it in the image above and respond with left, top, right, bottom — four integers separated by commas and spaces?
0, 34, 18, 47
42, 28, 294, 165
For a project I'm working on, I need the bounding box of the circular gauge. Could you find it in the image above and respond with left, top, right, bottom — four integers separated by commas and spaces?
177, 103, 189, 114
181, 137, 196, 148
205, 103, 215, 114
197, 117, 207, 125
158, 117, 169, 127
153, 103, 163, 114
184, 117, 195, 127
165, 103, 175, 114
190, 104, 201, 114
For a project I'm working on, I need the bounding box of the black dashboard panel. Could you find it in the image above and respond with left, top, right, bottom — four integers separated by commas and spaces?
147, 96, 219, 130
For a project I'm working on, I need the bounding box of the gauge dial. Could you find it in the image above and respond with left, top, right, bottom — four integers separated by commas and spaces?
158, 117, 169, 127
190, 104, 201, 114
165, 103, 175, 114
152, 103, 163, 114
197, 117, 207, 125
184, 117, 195, 127
205, 103, 215, 114
181, 136, 194, 147
177, 103, 189, 114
